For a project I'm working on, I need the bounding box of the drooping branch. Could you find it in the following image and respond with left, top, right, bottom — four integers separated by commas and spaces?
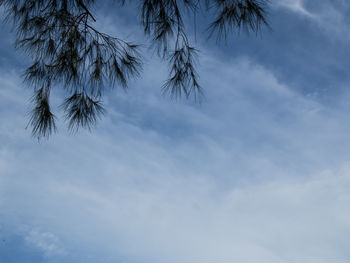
141, 0, 201, 99
2, 0, 142, 137
1, 0, 269, 138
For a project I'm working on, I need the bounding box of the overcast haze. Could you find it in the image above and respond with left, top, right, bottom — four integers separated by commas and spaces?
1, 0, 350, 262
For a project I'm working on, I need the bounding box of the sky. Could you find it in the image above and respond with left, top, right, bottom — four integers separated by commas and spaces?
1, 0, 350, 262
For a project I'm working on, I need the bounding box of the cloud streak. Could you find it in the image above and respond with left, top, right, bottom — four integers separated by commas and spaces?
2, 52, 350, 262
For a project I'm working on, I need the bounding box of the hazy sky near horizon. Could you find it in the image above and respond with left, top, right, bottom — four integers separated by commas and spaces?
1, 1, 350, 262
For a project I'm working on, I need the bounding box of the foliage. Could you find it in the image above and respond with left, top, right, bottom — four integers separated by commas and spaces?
0, 0, 268, 137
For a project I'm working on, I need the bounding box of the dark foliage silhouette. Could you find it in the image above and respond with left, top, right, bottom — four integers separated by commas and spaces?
0, 0, 268, 137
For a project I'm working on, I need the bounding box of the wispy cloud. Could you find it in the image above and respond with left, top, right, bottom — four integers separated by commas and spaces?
274, 0, 315, 18
25, 230, 66, 258
1, 51, 350, 262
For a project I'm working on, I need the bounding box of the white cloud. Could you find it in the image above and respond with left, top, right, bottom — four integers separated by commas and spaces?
274, 0, 315, 18
25, 230, 66, 258
1, 50, 350, 262
274, 0, 350, 43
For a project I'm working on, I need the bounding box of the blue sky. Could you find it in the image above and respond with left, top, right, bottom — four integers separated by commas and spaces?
1, 0, 350, 262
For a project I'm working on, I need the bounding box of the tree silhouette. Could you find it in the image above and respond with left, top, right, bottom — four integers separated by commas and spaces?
0, 0, 268, 137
